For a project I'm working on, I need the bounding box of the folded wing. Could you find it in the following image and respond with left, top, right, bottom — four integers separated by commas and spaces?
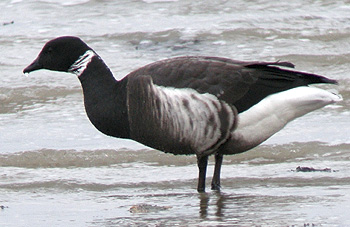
128, 57, 337, 112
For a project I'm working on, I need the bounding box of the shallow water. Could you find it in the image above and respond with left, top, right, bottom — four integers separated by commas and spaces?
1, 144, 350, 226
1, 0, 350, 226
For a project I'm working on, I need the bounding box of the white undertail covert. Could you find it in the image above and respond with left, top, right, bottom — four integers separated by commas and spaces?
229, 86, 342, 152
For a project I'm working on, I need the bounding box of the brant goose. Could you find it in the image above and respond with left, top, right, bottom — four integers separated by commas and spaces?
23, 36, 341, 192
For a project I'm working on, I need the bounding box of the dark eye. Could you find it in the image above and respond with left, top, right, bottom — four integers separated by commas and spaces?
46, 46, 53, 54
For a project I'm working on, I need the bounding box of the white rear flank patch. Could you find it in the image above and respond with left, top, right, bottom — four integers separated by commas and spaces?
69, 50, 96, 76
229, 86, 342, 151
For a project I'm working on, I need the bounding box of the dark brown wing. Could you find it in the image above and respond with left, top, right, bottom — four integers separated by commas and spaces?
126, 56, 336, 112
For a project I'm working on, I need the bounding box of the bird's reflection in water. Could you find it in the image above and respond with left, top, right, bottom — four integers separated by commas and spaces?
199, 191, 227, 219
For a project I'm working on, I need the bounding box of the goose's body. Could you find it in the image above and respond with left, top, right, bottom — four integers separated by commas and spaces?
23, 36, 341, 192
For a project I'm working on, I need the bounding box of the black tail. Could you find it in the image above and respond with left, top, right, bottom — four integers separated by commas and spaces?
297, 70, 338, 85
234, 61, 338, 112
246, 61, 338, 86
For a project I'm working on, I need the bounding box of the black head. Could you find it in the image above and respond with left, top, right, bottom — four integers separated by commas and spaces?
23, 36, 91, 74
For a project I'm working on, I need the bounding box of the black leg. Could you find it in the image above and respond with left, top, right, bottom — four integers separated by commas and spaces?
211, 153, 223, 191
197, 155, 208, 192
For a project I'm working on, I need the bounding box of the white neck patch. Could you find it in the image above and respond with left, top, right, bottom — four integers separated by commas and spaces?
69, 50, 96, 76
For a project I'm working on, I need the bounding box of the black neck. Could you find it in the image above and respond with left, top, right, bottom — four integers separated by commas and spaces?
78, 57, 130, 138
